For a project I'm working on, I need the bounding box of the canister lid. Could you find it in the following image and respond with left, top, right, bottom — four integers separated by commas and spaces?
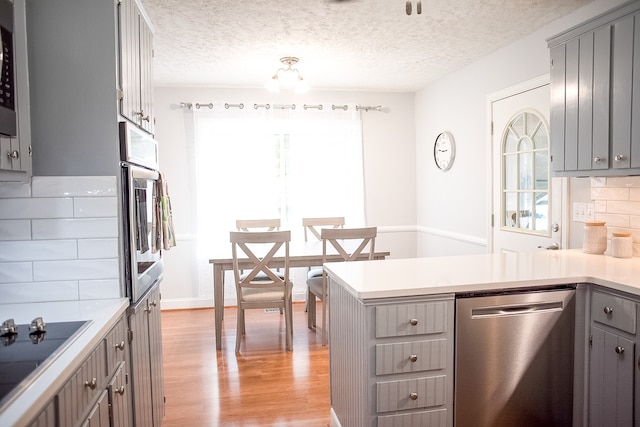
585, 221, 606, 226
612, 231, 631, 237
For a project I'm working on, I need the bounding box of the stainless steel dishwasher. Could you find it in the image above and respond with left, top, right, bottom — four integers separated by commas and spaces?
454, 287, 576, 426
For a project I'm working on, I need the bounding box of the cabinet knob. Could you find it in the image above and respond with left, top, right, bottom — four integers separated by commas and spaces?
6, 150, 18, 160
593, 156, 603, 164
84, 378, 97, 390
603, 306, 613, 315
409, 318, 418, 326
409, 392, 418, 401
114, 341, 125, 351
615, 154, 625, 162
615, 346, 625, 354
115, 385, 126, 396
409, 354, 418, 363
135, 110, 151, 122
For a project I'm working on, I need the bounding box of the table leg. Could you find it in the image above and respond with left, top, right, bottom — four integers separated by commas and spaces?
214, 263, 224, 350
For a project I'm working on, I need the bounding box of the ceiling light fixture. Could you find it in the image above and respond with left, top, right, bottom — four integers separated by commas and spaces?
265, 57, 309, 94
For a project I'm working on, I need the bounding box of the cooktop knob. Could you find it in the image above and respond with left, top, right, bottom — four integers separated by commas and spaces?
1, 318, 17, 335
29, 317, 46, 333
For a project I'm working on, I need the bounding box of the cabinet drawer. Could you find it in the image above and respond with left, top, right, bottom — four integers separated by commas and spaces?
376, 339, 447, 375
592, 291, 636, 334
376, 301, 449, 338
378, 408, 447, 427
105, 316, 128, 376
376, 375, 446, 413
58, 340, 107, 427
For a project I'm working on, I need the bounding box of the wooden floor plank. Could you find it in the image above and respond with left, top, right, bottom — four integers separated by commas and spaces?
161, 302, 330, 426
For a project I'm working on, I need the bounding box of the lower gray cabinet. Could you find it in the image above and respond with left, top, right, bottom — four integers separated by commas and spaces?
588, 288, 639, 427
80, 389, 110, 427
128, 282, 165, 427
329, 277, 454, 427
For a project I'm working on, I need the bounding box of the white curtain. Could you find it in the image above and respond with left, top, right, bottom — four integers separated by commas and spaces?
191, 105, 365, 257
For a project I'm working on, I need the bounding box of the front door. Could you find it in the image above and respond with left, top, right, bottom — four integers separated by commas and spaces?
490, 76, 567, 253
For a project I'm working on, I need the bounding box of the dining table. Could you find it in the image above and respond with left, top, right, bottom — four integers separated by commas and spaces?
209, 240, 390, 350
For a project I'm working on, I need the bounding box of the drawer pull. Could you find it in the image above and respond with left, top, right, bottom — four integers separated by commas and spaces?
409, 354, 418, 363
616, 346, 625, 354
603, 306, 613, 315
115, 385, 126, 396
409, 392, 418, 401
409, 318, 418, 326
115, 341, 125, 351
84, 378, 97, 390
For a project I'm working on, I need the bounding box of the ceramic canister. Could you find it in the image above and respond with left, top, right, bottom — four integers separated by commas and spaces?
583, 221, 607, 254
611, 231, 633, 258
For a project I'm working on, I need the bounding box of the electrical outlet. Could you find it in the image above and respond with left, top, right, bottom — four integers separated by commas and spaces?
573, 202, 586, 221
585, 203, 594, 221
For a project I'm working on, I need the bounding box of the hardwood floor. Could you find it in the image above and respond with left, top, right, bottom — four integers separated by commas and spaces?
160, 302, 331, 426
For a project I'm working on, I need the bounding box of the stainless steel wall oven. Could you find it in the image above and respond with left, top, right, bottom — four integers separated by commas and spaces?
120, 121, 163, 303
0, 0, 16, 137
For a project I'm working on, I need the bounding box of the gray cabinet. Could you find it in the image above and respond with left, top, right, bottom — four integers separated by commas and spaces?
128, 282, 165, 427
119, 0, 154, 134
329, 277, 454, 427
25, 0, 154, 177
588, 288, 639, 427
25, 313, 131, 427
547, 1, 640, 177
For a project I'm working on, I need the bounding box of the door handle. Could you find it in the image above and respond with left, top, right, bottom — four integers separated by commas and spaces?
537, 242, 559, 250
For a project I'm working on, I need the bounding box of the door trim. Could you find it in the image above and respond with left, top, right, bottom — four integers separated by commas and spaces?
486, 74, 569, 253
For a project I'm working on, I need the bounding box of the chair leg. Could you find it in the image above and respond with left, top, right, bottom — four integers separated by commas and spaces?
285, 297, 293, 351
235, 307, 243, 353
307, 288, 316, 329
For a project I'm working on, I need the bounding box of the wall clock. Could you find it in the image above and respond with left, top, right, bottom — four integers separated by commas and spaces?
434, 131, 456, 171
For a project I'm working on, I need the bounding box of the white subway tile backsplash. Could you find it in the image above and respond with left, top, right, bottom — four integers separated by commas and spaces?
594, 213, 630, 228
32, 218, 118, 239
630, 188, 640, 201
0, 220, 31, 240
0, 262, 33, 284
32, 176, 117, 198
0, 240, 77, 262
631, 216, 640, 229
607, 200, 640, 215
74, 197, 117, 218
607, 177, 640, 187
0, 282, 79, 303
0, 176, 122, 303
0, 198, 73, 219
594, 200, 607, 213
0, 182, 30, 198
591, 187, 629, 201
33, 259, 119, 281
79, 279, 120, 300
78, 239, 119, 259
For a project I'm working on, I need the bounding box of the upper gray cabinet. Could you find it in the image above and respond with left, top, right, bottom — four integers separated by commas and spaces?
548, 0, 640, 177
119, 0, 154, 135
26, 0, 154, 176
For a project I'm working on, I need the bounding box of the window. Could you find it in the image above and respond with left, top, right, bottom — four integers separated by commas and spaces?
191, 107, 365, 255
502, 109, 550, 234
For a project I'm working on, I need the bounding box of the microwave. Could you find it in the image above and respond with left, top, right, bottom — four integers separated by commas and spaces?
0, 0, 15, 137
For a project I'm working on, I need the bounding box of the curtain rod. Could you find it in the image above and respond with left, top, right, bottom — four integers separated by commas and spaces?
179, 102, 383, 112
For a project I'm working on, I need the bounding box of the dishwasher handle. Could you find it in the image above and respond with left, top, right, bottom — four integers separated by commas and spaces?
471, 301, 564, 318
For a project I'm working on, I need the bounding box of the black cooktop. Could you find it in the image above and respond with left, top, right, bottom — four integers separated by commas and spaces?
0, 320, 88, 407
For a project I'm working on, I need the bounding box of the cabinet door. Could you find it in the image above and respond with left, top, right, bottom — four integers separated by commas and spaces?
589, 326, 634, 427
550, 44, 566, 173
611, 14, 634, 170
147, 287, 166, 423
80, 389, 110, 427
108, 363, 131, 427
138, 16, 154, 134
26, 399, 56, 427
119, 0, 141, 126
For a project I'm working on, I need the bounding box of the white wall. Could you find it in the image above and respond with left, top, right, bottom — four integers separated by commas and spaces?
415, 0, 628, 257
153, 87, 417, 308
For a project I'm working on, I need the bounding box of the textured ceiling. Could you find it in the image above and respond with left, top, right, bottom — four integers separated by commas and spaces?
140, 0, 592, 92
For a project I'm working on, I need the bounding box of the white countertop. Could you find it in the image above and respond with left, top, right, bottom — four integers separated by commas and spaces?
324, 249, 640, 300
0, 298, 129, 427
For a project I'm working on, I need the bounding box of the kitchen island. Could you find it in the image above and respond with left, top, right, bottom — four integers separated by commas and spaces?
325, 249, 640, 427
0, 298, 129, 427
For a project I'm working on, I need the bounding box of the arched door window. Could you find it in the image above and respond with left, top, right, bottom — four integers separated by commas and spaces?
502, 109, 550, 234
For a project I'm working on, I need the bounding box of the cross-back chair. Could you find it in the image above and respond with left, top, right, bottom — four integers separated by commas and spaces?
307, 226, 377, 345
236, 218, 281, 231
302, 217, 345, 242
230, 230, 293, 352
